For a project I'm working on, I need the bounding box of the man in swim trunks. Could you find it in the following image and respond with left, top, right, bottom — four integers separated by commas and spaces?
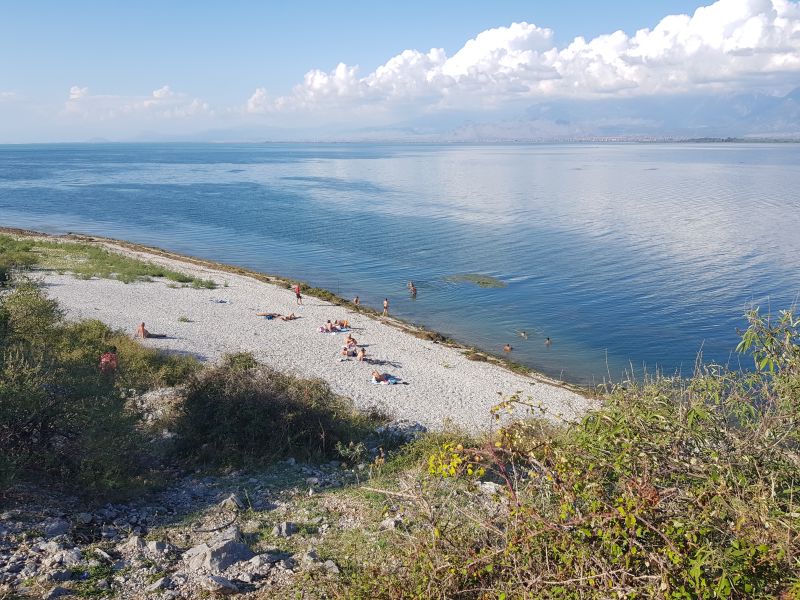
383, 298, 389, 316
294, 284, 303, 305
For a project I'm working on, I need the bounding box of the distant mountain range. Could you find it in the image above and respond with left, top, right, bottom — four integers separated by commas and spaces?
113, 88, 800, 144
438, 87, 800, 142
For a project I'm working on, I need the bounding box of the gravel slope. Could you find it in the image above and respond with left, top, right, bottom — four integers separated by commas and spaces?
40, 245, 595, 433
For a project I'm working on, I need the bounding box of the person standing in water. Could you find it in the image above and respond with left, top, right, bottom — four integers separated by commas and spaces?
383, 298, 389, 316
353, 295, 360, 308
545, 337, 551, 346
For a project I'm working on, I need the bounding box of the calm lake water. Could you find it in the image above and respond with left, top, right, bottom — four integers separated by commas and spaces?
2, 143, 799, 384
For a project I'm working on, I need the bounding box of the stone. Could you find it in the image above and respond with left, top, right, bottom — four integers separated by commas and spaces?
379, 517, 401, 531
146, 540, 174, 556
212, 525, 242, 545
95, 579, 110, 590
220, 493, 245, 511
118, 535, 146, 554
478, 481, 502, 495
272, 521, 298, 538
50, 570, 74, 582
185, 539, 254, 573
55, 548, 83, 567
145, 576, 172, 592
202, 575, 239, 594
42, 519, 71, 537
323, 559, 340, 575
93, 548, 112, 562
45, 587, 73, 599
75, 513, 93, 525
305, 477, 320, 486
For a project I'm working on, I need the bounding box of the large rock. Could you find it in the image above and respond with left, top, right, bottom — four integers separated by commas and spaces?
184, 539, 254, 573
42, 518, 71, 537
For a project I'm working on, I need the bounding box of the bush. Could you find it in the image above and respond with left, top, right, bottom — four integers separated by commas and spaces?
176, 354, 380, 466
0, 282, 197, 498
348, 309, 800, 599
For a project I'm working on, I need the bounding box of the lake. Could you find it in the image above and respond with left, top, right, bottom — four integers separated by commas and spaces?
2, 142, 799, 384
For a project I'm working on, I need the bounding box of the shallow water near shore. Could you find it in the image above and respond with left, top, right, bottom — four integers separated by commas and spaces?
2, 142, 799, 384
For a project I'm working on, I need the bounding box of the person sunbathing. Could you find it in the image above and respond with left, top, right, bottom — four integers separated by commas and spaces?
344, 333, 357, 346
280, 313, 298, 321
135, 322, 166, 339
357, 347, 367, 361
335, 319, 350, 329
323, 320, 336, 332
340, 345, 356, 357
256, 312, 281, 319
372, 371, 399, 384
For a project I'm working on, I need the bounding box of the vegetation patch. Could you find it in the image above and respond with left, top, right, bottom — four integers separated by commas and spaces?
176, 352, 385, 467
0, 234, 216, 287
444, 273, 507, 288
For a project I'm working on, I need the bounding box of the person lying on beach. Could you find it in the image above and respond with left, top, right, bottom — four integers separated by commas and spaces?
357, 347, 367, 361
372, 370, 399, 384
256, 312, 281, 319
280, 313, 298, 321
335, 319, 350, 329
135, 322, 167, 339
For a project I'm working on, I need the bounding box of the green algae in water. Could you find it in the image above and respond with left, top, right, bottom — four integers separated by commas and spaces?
445, 273, 507, 288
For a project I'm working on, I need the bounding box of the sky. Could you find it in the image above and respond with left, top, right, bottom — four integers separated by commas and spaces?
1, 0, 799, 142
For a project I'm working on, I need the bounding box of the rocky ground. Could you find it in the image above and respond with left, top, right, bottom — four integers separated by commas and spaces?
0, 411, 430, 599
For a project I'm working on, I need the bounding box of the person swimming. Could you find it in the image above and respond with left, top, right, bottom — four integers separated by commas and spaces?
503, 344, 512, 352
545, 337, 551, 346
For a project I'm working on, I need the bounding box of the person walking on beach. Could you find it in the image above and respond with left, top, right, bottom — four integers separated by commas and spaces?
383, 298, 389, 316
294, 284, 303, 306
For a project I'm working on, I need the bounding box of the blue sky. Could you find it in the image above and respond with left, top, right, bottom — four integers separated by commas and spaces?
1, 1, 799, 142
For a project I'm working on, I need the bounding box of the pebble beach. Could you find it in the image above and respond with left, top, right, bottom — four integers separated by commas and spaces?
40, 243, 594, 433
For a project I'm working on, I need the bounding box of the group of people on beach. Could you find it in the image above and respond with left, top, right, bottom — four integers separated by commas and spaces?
121, 272, 546, 384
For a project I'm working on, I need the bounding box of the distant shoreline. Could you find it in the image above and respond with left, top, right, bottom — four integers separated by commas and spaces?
1, 138, 798, 146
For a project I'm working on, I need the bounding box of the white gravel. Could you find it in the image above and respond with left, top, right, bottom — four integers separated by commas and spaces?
39, 245, 595, 433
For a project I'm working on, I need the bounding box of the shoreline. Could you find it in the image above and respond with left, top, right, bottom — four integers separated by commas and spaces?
2, 227, 596, 432
1, 226, 588, 395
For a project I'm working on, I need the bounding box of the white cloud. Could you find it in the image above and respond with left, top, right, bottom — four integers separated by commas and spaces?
64, 85, 211, 120
69, 86, 89, 100
248, 0, 800, 118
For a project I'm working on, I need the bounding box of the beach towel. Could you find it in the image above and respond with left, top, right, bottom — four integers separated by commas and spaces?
372, 377, 399, 385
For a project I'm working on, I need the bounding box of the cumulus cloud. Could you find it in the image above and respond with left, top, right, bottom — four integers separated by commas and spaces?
64, 85, 211, 120
247, 0, 800, 117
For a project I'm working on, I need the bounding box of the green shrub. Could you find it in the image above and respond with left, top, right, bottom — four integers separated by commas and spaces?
0, 282, 194, 498
348, 309, 800, 599
176, 357, 380, 467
